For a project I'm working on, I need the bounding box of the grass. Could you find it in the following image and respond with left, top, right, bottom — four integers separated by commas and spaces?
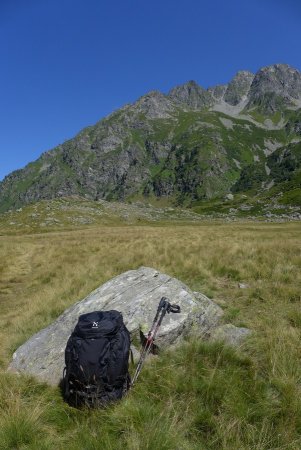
0, 221, 300, 449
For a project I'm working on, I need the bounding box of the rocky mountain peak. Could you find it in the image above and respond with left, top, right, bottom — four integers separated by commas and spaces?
223, 70, 254, 106
255, 64, 301, 95
247, 63, 301, 112
133, 90, 176, 119
168, 80, 213, 109
207, 84, 228, 102
236, 70, 254, 77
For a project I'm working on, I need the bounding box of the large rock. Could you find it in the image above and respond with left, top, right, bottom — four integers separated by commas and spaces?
8, 267, 248, 385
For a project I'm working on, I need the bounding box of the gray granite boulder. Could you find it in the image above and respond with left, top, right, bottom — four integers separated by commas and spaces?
8, 267, 249, 385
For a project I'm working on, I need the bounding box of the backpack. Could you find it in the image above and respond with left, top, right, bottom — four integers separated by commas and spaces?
63, 310, 131, 408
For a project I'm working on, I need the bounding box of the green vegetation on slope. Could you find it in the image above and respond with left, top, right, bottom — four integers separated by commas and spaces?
233, 140, 301, 207
1, 90, 301, 213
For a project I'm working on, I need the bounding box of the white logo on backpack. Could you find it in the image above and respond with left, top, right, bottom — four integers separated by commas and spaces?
92, 321, 99, 328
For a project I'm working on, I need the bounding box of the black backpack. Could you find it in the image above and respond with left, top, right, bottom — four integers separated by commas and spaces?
63, 310, 131, 408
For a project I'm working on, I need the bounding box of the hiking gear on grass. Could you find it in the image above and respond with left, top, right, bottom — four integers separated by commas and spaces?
63, 310, 131, 408
131, 297, 181, 386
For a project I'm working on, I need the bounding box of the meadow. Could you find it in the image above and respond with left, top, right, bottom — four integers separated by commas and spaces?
0, 221, 300, 449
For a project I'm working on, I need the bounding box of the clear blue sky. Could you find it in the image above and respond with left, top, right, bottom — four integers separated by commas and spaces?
0, 0, 300, 181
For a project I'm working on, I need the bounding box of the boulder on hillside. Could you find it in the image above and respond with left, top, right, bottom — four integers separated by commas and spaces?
8, 267, 250, 385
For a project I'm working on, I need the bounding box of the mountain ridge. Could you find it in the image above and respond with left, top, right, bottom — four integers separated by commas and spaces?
0, 63, 300, 213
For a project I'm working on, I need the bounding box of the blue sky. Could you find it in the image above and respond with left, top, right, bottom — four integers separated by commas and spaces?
0, 0, 300, 181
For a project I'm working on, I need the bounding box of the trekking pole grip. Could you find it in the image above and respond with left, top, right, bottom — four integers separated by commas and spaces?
159, 297, 168, 309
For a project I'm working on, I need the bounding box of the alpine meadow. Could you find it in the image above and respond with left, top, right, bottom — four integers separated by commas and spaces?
1, 61, 301, 449
0, 221, 300, 449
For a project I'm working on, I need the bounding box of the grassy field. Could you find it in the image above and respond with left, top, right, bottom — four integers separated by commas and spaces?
0, 221, 300, 449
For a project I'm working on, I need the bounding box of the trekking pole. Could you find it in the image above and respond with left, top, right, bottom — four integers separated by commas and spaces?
131, 299, 168, 386
131, 297, 180, 386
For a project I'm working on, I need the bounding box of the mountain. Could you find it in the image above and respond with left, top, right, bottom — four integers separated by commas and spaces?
0, 63, 300, 213
247, 64, 301, 113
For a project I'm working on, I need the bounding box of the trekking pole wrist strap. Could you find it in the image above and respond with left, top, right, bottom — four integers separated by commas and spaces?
169, 304, 181, 313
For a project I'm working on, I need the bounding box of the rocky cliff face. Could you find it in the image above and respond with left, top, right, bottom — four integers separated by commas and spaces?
223, 71, 254, 106
247, 64, 301, 112
168, 80, 213, 109
0, 63, 300, 213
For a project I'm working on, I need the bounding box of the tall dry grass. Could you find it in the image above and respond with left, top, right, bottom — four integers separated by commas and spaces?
0, 222, 300, 448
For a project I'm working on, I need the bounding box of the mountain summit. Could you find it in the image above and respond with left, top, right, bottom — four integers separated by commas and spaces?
247, 64, 301, 112
0, 63, 300, 213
